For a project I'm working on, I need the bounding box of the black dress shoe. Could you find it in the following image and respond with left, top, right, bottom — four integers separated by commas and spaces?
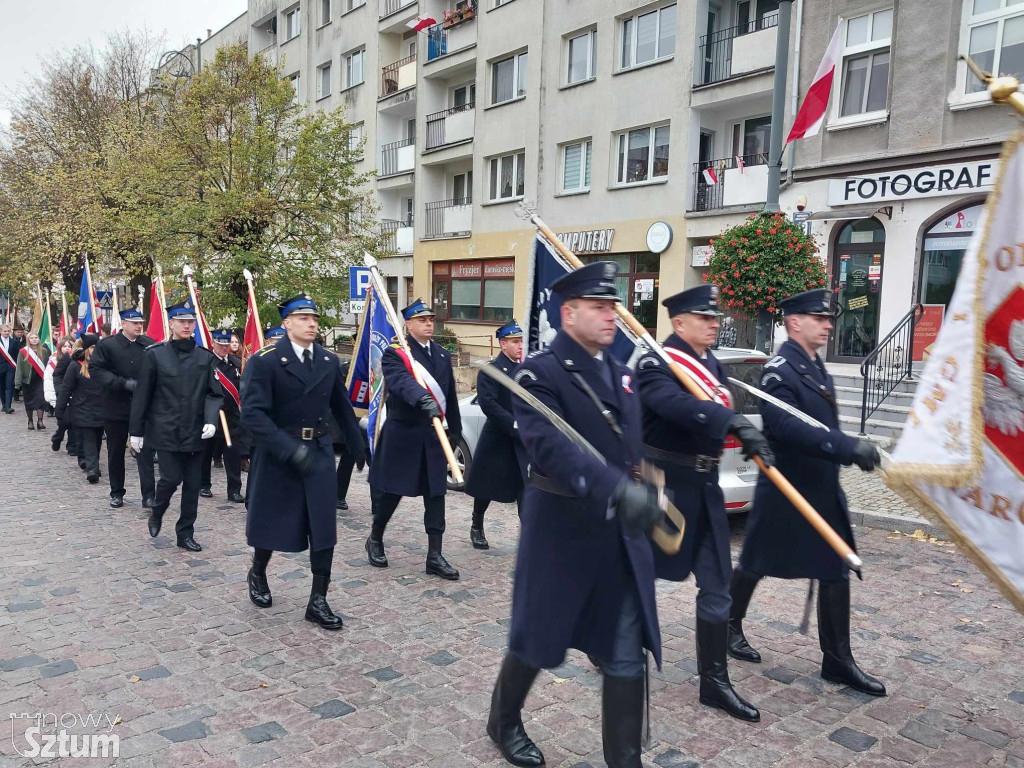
228, 492, 245, 503
305, 576, 344, 630
109, 496, 124, 508
470, 527, 490, 550
199, 487, 213, 498
365, 536, 388, 568
336, 498, 349, 510
87, 474, 99, 484
143, 496, 156, 509
177, 537, 202, 552
148, 513, 162, 538
51, 437, 61, 452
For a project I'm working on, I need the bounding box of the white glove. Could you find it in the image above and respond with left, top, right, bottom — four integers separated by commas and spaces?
201, 424, 216, 440
130, 436, 144, 452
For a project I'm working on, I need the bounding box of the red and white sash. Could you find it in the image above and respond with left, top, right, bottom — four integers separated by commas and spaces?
215, 368, 241, 409
0, 343, 15, 369
393, 345, 448, 427
20, 347, 45, 378
662, 347, 733, 409
47, 355, 57, 371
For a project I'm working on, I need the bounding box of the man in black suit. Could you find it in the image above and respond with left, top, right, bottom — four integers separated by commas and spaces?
200, 328, 244, 503
89, 308, 156, 508
365, 298, 462, 580
0, 323, 23, 414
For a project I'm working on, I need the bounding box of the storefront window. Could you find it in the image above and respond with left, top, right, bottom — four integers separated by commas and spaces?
431, 259, 515, 323
581, 252, 660, 331
831, 218, 886, 361
919, 202, 983, 307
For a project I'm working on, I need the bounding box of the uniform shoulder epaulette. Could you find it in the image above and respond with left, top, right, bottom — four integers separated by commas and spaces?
144, 341, 168, 351
256, 346, 277, 357
524, 348, 548, 360
764, 355, 787, 369
637, 353, 661, 369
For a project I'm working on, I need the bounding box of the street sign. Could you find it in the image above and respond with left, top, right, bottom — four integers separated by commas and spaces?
96, 291, 113, 310
349, 300, 365, 315
349, 266, 371, 302
792, 210, 813, 222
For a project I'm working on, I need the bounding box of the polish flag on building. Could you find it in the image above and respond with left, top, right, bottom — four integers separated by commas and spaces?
735, 156, 745, 174
407, 16, 437, 31
785, 23, 844, 143
702, 167, 719, 185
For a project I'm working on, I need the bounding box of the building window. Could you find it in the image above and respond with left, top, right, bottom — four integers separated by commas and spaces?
347, 0, 366, 10
561, 139, 592, 193
347, 122, 364, 154
837, 9, 892, 118
431, 260, 515, 323
452, 170, 473, 202
317, 62, 331, 99
966, 0, 1024, 92
386, 276, 399, 309
620, 3, 676, 70
730, 116, 771, 159
488, 151, 526, 202
284, 6, 301, 40
491, 51, 528, 105
319, 0, 332, 25
615, 123, 670, 185
288, 72, 302, 105
919, 202, 984, 307
344, 48, 365, 88
566, 29, 596, 84
581, 253, 660, 332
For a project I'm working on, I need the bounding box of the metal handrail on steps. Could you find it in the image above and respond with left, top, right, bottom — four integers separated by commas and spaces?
858, 303, 924, 435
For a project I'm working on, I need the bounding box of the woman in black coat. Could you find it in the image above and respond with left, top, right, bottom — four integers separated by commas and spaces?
56, 335, 105, 483
49, 337, 75, 452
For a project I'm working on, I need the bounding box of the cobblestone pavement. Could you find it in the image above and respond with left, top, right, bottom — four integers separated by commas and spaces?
2, 415, 1023, 768
840, 468, 923, 523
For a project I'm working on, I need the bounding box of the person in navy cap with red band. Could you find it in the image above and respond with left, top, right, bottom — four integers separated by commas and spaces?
730, 288, 885, 697
463, 319, 525, 549
365, 298, 463, 580
199, 328, 244, 503
242, 294, 364, 629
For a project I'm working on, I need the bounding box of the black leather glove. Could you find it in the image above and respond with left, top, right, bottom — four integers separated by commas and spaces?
851, 439, 881, 472
289, 445, 316, 475
446, 431, 461, 448
124, 378, 137, 393
355, 449, 367, 472
727, 414, 775, 467
612, 477, 664, 535
417, 394, 442, 421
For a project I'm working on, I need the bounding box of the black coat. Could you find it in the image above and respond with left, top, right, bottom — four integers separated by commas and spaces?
368, 337, 462, 499
509, 331, 661, 670
242, 336, 364, 552
740, 339, 858, 581
52, 353, 73, 397
56, 360, 106, 428
464, 351, 524, 503
638, 336, 735, 584
89, 332, 155, 422
213, 352, 247, 447
129, 338, 224, 452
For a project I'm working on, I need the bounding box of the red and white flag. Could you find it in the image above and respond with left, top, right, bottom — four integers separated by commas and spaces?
407, 15, 437, 31
145, 280, 165, 342
701, 167, 719, 185
735, 156, 745, 174
242, 292, 263, 359
785, 23, 844, 143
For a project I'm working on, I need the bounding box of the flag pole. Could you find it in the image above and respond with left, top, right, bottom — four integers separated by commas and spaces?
155, 264, 170, 338
34, 281, 44, 334
182, 264, 209, 347
242, 269, 265, 348
110, 284, 121, 333
963, 56, 1024, 117
138, 285, 145, 313
363, 253, 463, 484
83, 256, 100, 334
521, 205, 864, 576
60, 286, 70, 337
44, 287, 54, 349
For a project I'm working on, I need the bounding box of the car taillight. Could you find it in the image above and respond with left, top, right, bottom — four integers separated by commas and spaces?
725, 501, 747, 510
724, 436, 741, 449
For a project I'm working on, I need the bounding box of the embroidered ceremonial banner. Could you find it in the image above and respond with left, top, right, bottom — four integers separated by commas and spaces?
346, 284, 399, 455
887, 133, 1024, 614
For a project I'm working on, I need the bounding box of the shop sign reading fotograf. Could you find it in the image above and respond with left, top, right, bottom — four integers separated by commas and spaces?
827, 160, 996, 206
555, 228, 615, 253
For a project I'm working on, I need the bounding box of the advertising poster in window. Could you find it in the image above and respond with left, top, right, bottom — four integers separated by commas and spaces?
911, 304, 945, 362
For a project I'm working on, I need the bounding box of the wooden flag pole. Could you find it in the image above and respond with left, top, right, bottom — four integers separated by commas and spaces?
242, 269, 265, 348
524, 208, 864, 575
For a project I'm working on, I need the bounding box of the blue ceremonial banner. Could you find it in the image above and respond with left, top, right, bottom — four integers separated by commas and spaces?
523, 233, 640, 362
75, 271, 99, 338
347, 284, 398, 456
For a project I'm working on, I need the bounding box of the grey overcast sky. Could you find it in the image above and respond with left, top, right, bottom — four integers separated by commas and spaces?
1, 0, 247, 125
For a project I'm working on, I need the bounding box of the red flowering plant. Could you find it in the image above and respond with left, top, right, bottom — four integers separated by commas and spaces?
706, 212, 827, 323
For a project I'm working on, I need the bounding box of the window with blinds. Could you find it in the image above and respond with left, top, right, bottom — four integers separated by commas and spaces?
561, 140, 592, 194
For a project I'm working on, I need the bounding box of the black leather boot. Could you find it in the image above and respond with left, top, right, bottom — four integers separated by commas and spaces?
818, 580, 886, 696
487, 653, 544, 767
601, 674, 645, 768
728, 570, 762, 663
471, 506, 489, 549
248, 553, 272, 608
426, 534, 459, 580
305, 575, 343, 630
365, 534, 388, 567
696, 618, 760, 721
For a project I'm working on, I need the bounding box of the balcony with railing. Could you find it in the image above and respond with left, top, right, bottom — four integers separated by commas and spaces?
380, 216, 415, 254
381, 54, 417, 97
691, 153, 769, 212
380, 138, 416, 177
425, 2, 478, 63
697, 13, 778, 86
379, 0, 417, 19
424, 197, 472, 239
425, 103, 475, 151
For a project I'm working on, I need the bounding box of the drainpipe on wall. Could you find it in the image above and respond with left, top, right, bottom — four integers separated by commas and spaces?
781, 0, 803, 193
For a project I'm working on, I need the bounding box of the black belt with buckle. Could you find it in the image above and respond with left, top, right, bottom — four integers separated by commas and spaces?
285, 423, 329, 440
643, 444, 720, 473
528, 471, 576, 497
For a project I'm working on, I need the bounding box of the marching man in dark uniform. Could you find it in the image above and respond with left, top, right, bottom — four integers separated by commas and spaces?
129, 301, 223, 552
636, 284, 774, 722
463, 319, 525, 549
365, 298, 462, 580
242, 294, 364, 630
200, 329, 245, 503
730, 288, 885, 696
488, 263, 665, 768
90, 308, 156, 508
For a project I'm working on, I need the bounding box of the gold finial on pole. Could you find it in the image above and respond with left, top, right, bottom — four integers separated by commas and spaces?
961, 55, 1024, 117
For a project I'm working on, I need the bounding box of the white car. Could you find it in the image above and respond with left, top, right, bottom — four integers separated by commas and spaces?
448, 347, 769, 514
